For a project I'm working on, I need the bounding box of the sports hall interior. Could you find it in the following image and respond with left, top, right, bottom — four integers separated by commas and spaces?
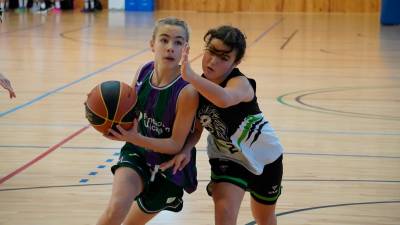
0, 0, 399, 224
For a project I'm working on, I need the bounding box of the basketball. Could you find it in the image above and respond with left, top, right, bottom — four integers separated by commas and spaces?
84, 80, 137, 135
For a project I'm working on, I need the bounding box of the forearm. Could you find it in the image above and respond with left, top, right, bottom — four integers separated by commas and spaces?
180, 122, 203, 153
129, 134, 182, 155
181, 132, 201, 153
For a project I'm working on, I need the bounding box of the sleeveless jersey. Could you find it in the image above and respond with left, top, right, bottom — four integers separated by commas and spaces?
125, 61, 197, 193
197, 68, 283, 175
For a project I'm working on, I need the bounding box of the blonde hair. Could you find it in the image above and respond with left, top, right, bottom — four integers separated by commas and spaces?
152, 17, 190, 42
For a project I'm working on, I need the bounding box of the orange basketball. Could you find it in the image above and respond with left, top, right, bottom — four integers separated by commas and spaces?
84, 80, 137, 135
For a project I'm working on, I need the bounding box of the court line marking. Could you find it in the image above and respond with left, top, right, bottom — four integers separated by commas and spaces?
251, 17, 284, 44
0, 125, 90, 185
1, 145, 399, 159
2, 122, 399, 135
245, 200, 400, 225
1, 178, 399, 192
0, 182, 397, 225
280, 29, 298, 50
277, 86, 400, 121
295, 87, 400, 120
0, 48, 149, 117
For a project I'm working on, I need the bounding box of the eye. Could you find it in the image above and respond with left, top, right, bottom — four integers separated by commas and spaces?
205, 48, 216, 55
175, 40, 183, 46
160, 38, 168, 44
220, 56, 229, 61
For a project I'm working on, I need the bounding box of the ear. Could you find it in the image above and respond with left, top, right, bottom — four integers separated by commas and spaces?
150, 40, 155, 52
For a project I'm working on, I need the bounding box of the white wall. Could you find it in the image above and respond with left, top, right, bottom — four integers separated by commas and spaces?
109, 0, 125, 10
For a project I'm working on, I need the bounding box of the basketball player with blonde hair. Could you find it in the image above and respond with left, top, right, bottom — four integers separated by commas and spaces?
96, 17, 198, 225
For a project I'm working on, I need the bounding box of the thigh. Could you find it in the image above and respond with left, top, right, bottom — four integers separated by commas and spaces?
208, 158, 254, 191
212, 181, 245, 208
111, 167, 143, 203
249, 155, 283, 205
112, 143, 151, 187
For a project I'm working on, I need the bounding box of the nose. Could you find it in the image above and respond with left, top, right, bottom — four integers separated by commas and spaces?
209, 55, 219, 65
167, 42, 174, 53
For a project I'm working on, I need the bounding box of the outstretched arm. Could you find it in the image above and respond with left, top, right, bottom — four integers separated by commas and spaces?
0, 73, 16, 99
180, 45, 253, 108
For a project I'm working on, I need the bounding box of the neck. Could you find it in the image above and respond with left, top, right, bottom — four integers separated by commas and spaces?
151, 63, 180, 87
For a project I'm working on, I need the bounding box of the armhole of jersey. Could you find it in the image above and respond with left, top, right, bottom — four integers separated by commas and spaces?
136, 61, 154, 83
248, 78, 256, 93
134, 61, 154, 94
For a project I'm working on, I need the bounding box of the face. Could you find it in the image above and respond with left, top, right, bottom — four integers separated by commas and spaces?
202, 38, 238, 83
150, 24, 187, 69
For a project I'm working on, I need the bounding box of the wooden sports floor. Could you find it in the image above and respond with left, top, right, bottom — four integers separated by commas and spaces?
0, 9, 399, 225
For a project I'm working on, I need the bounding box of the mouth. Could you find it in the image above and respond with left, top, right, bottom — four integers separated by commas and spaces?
164, 56, 175, 61
206, 66, 214, 73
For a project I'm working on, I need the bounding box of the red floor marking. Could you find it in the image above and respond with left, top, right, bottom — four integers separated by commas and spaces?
0, 125, 90, 185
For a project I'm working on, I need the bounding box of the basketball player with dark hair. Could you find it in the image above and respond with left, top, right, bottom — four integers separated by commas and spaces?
162, 25, 284, 225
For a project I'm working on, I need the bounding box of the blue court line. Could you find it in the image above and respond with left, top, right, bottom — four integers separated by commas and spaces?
0, 48, 149, 118
88, 172, 98, 176
78, 155, 118, 184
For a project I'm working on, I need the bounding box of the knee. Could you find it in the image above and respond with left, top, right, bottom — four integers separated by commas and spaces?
104, 198, 132, 221
214, 199, 238, 225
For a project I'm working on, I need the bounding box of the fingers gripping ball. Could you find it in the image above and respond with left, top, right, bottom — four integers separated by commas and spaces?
85, 80, 137, 135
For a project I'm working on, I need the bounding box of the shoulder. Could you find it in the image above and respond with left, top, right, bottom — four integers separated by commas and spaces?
180, 84, 199, 100
177, 84, 199, 107
138, 61, 154, 77
226, 69, 254, 89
